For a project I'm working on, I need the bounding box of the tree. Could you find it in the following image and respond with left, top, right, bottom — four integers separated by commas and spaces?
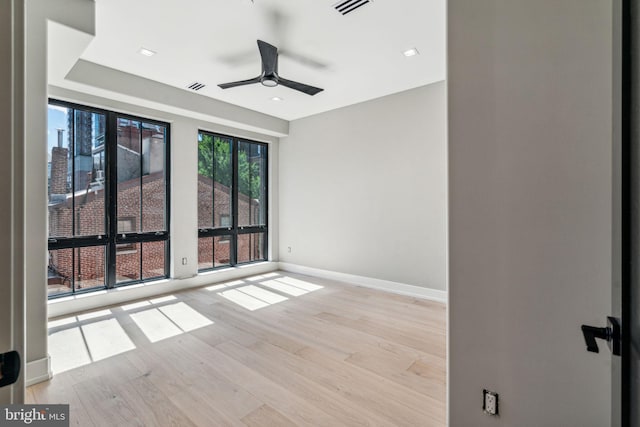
198, 134, 262, 199
238, 149, 262, 199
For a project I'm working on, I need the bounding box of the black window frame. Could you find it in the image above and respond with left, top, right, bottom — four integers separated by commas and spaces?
197, 131, 268, 271
47, 99, 171, 299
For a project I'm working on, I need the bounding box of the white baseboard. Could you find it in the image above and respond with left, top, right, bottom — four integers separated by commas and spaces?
26, 356, 52, 387
278, 262, 447, 303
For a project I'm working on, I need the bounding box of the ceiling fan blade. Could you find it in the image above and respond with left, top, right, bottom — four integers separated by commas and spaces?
257, 40, 278, 75
278, 77, 324, 96
218, 76, 262, 89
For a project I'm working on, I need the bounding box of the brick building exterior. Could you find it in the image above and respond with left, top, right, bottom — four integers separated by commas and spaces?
48, 171, 167, 293
48, 171, 263, 294
196, 174, 263, 268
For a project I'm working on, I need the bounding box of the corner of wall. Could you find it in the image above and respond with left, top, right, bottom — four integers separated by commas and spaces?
26, 355, 52, 387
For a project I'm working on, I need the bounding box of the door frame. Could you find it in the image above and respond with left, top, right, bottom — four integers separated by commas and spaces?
0, 0, 26, 404
621, 0, 632, 424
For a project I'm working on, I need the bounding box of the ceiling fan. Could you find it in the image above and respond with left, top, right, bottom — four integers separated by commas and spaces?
218, 40, 324, 96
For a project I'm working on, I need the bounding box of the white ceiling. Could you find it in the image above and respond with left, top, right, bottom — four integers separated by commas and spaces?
75, 0, 445, 121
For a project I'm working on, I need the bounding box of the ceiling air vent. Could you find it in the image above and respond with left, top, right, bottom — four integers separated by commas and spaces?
333, 0, 371, 15
187, 82, 206, 91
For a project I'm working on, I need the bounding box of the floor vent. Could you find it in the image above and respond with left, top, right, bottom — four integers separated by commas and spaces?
333, 0, 371, 15
187, 82, 206, 91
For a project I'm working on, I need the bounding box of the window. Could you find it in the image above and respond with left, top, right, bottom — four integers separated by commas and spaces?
47, 100, 170, 298
197, 132, 267, 271
116, 218, 136, 251
219, 215, 231, 242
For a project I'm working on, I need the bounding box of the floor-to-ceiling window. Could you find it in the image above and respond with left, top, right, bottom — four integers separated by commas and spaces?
47, 100, 170, 298
197, 131, 267, 271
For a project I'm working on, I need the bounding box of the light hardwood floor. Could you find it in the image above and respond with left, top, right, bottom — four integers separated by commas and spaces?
28, 271, 446, 426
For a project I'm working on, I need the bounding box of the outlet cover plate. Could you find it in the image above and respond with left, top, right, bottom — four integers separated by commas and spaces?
483, 389, 499, 416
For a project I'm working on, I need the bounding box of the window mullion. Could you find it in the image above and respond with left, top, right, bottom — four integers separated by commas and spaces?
264, 147, 269, 259
106, 112, 118, 289
232, 139, 239, 266
212, 136, 216, 231
71, 109, 76, 238
138, 121, 144, 280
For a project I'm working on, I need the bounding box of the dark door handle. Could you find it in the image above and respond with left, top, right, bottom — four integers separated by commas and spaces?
581, 325, 610, 352
581, 317, 621, 356
0, 350, 20, 387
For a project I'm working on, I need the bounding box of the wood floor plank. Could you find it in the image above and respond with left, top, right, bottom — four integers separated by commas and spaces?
294, 345, 446, 426
216, 340, 396, 427
241, 405, 297, 427
27, 271, 446, 426
316, 310, 447, 356
190, 341, 344, 427
244, 339, 444, 427
71, 375, 141, 427
29, 374, 95, 427
113, 376, 199, 427
250, 303, 446, 400
166, 385, 246, 427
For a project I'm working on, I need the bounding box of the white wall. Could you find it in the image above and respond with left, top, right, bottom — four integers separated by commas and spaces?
278, 83, 447, 291
24, 0, 96, 390
448, 1, 616, 426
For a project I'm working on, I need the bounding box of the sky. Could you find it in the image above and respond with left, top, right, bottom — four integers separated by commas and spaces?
47, 104, 69, 157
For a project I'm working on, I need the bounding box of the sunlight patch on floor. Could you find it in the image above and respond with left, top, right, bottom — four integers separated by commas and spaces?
80, 318, 136, 361
276, 277, 324, 292
130, 308, 183, 343
158, 302, 214, 332
217, 275, 323, 311
76, 309, 112, 321
217, 285, 288, 311
237, 285, 288, 304
206, 280, 245, 292
261, 279, 309, 296
49, 327, 92, 374
121, 300, 153, 311
150, 295, 177, 304
46, 274, 322, 373
218, 288, 271, 311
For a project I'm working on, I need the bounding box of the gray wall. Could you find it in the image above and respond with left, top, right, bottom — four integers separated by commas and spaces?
630, 2, 640, 424
278, 83, 447, 290
448, 1, 616, 426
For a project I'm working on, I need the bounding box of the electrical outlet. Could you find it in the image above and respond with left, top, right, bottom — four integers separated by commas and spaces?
287, 246, 291, 253
483, 389, 499, 416
181, 257, 188, 265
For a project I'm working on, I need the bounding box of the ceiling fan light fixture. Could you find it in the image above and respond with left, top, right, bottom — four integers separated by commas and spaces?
261, 77, 278, 87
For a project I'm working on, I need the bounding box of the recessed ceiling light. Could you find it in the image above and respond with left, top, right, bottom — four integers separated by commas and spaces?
138, 47, 156, 57
403, 48, 419, 57
271, 97, 283, 102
